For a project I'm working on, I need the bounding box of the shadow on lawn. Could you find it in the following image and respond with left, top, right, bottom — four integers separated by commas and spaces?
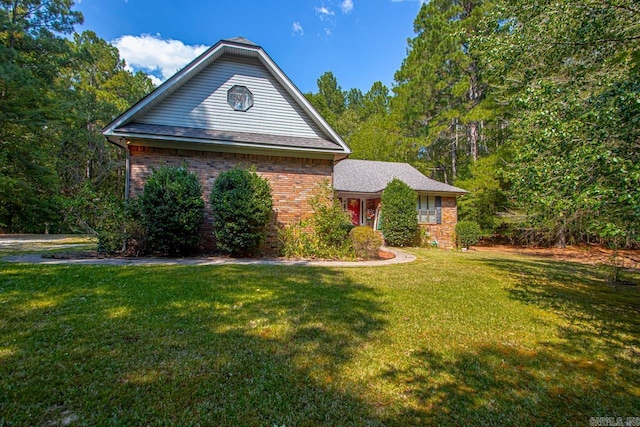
482, 256, 640, 353
0, 264, 387, 425
380, 341, 639, 425
374, 254, 640, 425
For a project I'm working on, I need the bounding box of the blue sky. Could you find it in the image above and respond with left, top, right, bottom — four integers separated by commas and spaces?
74, 0, 425, 93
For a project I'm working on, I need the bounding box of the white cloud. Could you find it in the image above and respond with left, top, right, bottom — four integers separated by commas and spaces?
292, 21, 304, 36
324, 28, 332, 36
340, 0, 353, 13
112, 34, 208, 83
315, 5, 335, 20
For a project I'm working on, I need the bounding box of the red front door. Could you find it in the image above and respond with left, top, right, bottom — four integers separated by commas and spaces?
347, 198, 360, 226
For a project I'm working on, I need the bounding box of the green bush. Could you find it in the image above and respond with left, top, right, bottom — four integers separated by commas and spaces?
455, 220, 482, 249
279, 180, 355, 260
414, 227, 433, 248
349, 226, 383, 259
138, 166, 205, 255
309, 180, 354, 248
62, 182, 128, 255
381, 178, 418, 246
210, 167, 273, 257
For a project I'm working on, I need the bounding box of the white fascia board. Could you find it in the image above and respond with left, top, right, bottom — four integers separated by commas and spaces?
106, 131, 348, 155
255, 50, 351, 155
102, 41, 229, 135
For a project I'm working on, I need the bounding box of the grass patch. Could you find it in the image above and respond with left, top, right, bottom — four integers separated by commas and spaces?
0, 249, 639, 425
0, 235, 95, 257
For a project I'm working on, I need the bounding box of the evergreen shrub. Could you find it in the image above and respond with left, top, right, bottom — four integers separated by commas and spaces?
455, 220, 482, 249
381, 179, 418, 246
210, 167, 273, 257
138, 166, 204, 255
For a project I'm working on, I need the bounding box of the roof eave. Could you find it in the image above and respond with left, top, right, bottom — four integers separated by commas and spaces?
105, 131, 349, 155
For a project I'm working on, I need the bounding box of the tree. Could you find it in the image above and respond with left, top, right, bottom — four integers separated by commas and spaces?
305, 71, 346, 129
0, 0, 83, 231
394, 0, 498, 184
483, 0, 640, 247
55, 31, 153, 232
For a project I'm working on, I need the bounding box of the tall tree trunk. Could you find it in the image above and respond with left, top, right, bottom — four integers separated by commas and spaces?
467, 59, 480, 162
468, 121, 479, 162
451, 117, 458, 180
554, 221, 567, 248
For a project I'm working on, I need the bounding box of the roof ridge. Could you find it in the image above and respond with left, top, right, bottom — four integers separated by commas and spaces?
224, 37, 258, 46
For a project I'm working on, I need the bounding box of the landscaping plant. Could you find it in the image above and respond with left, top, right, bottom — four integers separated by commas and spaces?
280, 180, 355, 260
210, 167, 273, 257
380, 178, 418, 246
455, 220, 482, 249
138, 166, 205, 255
349, 226, 383, 259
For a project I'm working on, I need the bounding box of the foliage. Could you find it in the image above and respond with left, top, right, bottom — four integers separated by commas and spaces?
455, 220, 482, 249
380, 179, 418, 246
393, 0, 499, 182
210, 167, 273, 257
138, 166, 204, 255
456, 151, 511, 233
0, 1, 81, 232
280, 180, 355, 260
308, 179, 353, 248
1, 250, 638, 424
0, 0, 153, 234
481, 0, 640, 247
349, 226, 383, 259
414, 227, 434, 248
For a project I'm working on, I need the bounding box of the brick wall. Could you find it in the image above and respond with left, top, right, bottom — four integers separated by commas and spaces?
419, 196, 458, 248
128, 145, 332, 253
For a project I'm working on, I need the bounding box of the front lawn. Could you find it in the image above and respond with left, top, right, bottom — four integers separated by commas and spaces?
1, 249, 638, 425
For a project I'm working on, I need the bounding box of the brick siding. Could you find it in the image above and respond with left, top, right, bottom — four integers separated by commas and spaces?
419, 196, 457, 248
128, 145, 332, 253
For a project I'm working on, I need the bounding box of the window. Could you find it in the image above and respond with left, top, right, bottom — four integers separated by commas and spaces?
417, 195, 441, 224
227, 85, 254, 111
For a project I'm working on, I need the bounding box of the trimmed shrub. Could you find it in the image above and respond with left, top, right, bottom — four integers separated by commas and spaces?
455, 220, 482, 249
349, 226, 383, 259
210, 167, 273, 257
381, 178, 418, 246
138, 166, 205, 255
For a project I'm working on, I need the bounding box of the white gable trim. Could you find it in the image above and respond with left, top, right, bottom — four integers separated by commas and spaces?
103, 39, 350, 155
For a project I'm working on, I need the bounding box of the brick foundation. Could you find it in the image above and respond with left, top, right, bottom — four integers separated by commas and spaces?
419, 196, 457, 248
128, 145, 332, 254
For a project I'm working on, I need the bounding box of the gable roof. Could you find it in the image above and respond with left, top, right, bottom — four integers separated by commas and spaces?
334, 159, 468, 195
103, 38, 350, 156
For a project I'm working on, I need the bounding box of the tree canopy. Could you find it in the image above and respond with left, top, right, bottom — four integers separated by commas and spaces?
304, 0, 639, 247
0, 1, 153, 233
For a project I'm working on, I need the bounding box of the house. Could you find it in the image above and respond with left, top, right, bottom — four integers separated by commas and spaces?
103, 37, 466, 251
334, 159, 467, 247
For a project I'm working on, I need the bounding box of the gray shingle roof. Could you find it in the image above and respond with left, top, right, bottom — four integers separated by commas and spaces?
334, 159, 468, 194
115, 123, 342, 151
224, 37, 258, 46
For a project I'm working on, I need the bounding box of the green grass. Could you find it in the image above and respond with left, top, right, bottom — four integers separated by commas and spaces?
1, 249, 639, 425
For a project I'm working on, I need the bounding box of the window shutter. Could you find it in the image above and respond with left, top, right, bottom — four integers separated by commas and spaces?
435, 196, 442, 224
